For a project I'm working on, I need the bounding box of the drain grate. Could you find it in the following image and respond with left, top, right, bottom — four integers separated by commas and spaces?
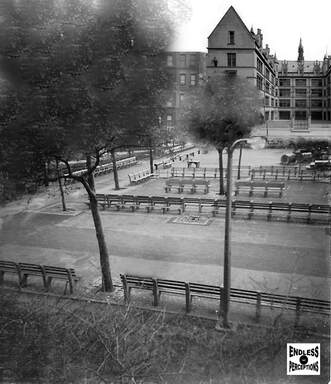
168, 215, 212, 226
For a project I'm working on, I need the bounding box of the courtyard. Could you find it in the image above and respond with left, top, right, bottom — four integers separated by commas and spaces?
0, 147, 329, 319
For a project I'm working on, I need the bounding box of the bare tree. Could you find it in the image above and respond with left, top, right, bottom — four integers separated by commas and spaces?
180, 74, 263, 194
0, 0, 178, 291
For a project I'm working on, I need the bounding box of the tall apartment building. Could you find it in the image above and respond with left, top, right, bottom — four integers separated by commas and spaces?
205, 6, 331, 133
165, 6, 330, 136
164, 51, 206, 131
278, 47, 331, 128
206, 6, 279, 121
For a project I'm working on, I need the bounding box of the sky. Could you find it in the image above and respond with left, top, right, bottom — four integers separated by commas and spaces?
171, 0, 331, 61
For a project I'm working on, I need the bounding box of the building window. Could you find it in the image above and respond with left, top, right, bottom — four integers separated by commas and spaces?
265, 68, 270, 81
257, 74, 263, 90
265, 81, 270, 93
295, 111, 307, 120
190, 74, 196, 86
189, 54, 197, 67
311, 99, 322, 107
279, 89, 291, 97
311, 111, 323, 120
257, 58, 263, 73
279, 78, 290, 87
279, 111, 291, 120
311, 88, 322, 97
279, 99, 290, 107
179, 93, 184, 105
265, 96, 269, 106
166, 115, 173, 128
295, 79, 306, 87
179, 54, 186, 67
167, 55, 173, 66
179, 74, 186, 85
295, 88, 307, 96
228, 31, 235, 44
227, 53, 236, 67
295, 99, 306, 108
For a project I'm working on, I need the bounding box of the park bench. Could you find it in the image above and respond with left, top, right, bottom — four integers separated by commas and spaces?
89, 194, 329, 224
128, 169, 155, 185
163, 160, 172, 169
182, 197, 216, 213
0, 260, 21, 286
0, 260, 79, 294
235, 180, 285, 198
120, 274, 330, 324
165, 179, 210, 194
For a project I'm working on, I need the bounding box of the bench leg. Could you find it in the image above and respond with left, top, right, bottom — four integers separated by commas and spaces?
20, 274, 28, 288
0, 271, 4, 285
46, 277, 52, 291
256, 293, 261, 322
185, 283, 191, 313
152, 279, 159, 307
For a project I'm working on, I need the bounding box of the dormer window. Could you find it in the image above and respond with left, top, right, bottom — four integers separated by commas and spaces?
228, 31, 235, 45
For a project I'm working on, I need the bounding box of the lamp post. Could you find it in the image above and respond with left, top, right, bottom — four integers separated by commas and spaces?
220, 136, 266, 329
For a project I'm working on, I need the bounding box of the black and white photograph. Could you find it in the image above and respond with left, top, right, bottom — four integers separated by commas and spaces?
0, 0, 330, 382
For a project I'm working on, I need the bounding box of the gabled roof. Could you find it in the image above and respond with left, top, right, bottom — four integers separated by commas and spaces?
208, 6, 255, 43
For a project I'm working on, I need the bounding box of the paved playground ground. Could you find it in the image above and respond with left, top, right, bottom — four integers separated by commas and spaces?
0, 147, 329, 326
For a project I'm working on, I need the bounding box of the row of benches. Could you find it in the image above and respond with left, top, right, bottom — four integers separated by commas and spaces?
153, 160, 173, 170
249, 169, 330, 182
64, 157, 137, 183
93, 194, 330, 223
158, 167, 250, 179
128, 169, 156, 185
235, 181, 285, 198
165, 179, 210, 194
157, 166, 330, 183
0, 260, 79, 294
121, 274, 330, 324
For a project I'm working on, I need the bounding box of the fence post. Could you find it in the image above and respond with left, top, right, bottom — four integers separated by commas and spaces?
152, 279, 159, 307
185, 283, 191, 312
287, 202, 292, 222
307, 204, 312, 224
122, 275, 130, 303
248, 200, 254, 219
267, 201, 273, 221
275, 169, 278, 180
256, 293, 262, 322
294, 298, 301, 327
181, 197, 185, 213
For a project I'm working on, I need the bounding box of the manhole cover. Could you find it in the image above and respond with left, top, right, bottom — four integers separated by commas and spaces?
169, 215, 212, 226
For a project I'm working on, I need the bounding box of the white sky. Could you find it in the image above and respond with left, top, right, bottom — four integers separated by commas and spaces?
171, 0, 331, 61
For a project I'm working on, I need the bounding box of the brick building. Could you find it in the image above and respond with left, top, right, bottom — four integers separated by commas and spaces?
205, 6, 331, 134
165, 6, 330, 137
164, 51, 206, 132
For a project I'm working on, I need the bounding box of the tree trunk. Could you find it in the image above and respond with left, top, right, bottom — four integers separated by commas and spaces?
56, 160, 66, 211
149, 138, 154, 174
110, 149, 120, 190
44, 161, 49, 187
217, 147, 225, 195
237, 144, 243, 180
89, 193, 113, 292
86, 155, 113, 292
